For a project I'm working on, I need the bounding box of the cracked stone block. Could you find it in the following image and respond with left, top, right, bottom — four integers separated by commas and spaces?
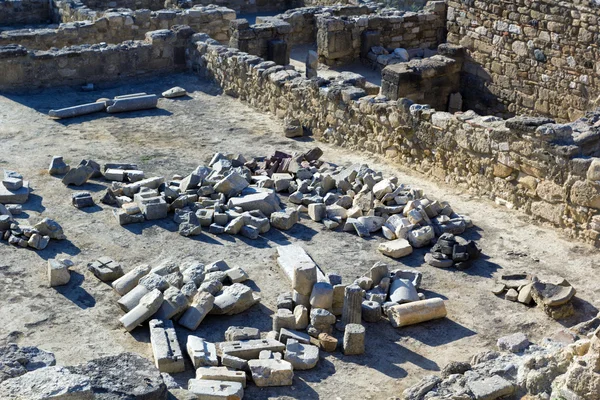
178, 291, 215, 331
195, 366, 246, 388
112, 264, 151, 296
467, 375, 515, 400
72, 192, 95, 208
343, 324, 365, 355
224, 326, 260, 342
220, 339, 285, 360
119, 289, 164, 332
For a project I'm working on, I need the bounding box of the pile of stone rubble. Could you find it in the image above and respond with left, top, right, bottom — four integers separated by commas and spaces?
492, 273, 577, 320
0, 213, 65, 251
403, 315, 600, 400
275, 245, 448, 336
423, 233, 481, 270
48, 149, 475, 263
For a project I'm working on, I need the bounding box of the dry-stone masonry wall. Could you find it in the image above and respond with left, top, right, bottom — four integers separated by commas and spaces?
257, 4, 376, 47
190, 35, 600, 246
447, 0, 600, 121
0, 0, 51, 25
316, 1, 446, 66
0, 28, 189, 91
228, 18, 291, 64
0, 5, 234, 49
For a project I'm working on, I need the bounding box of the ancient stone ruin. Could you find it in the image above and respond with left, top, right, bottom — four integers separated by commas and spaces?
1, 0, 600, 399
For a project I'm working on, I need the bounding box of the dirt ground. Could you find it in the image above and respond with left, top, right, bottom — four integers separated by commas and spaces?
0, 73, 598, 399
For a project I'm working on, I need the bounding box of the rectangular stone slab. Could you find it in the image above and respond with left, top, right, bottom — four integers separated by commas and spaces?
0, 180, 29, 204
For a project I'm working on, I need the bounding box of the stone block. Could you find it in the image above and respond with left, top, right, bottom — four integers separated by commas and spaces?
279, 328, 310, 345
72, 192, 95, 208
389, 278, 419, 304
343, 324, 365, 355
273, 308, 296, 332
318, 333, 338, 352
248, 359, 293, 387
179, 291, 215, 330
211, 283, 259, 315
293, 305, 308, 330
149, 319, 185, 373
227, 191, 281, 216
467, 375, 515, 400
187, 378, 243, 400
497, 332, 529, 353
284, 340, 319, 370
48, 156, 70, 175
153, 287, 188, 320
0, 180, 29, 204
187, 336, 218, 367
309, 282, 333, 309
378, 238, 413, 258
119, 289, 164, 332
87, 257, 124, 282
220, 339, 285, 360
224, 326, 260, 342
112, 264, 151, 296
195, 366, 246, 388
387, 298, 447, 328
48, 259, 70, 287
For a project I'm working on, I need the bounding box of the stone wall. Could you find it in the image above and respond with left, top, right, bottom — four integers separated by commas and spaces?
189, 35, 600, 246
170, 0, 300, 14
80, 0, 163, 11
447, 0, 600, 122
316, 1, 446, 66
381, 50, 462, 111
261, 4, 376, 47
0, 28, 190, 91
0, 0, 51, 26
0, 6, 234, 49
229, 18, 291, 64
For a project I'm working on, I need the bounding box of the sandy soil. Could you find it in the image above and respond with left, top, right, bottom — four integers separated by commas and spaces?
0, 73, 598, 399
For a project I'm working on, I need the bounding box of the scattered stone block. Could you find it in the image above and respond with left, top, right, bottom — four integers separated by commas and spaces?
279, 328, 311, 345
119, 289, 164, 332
517, 283, 533, 304
48, 156, 70, 175
361, 300, 382, 322
248, 359, 293, 387
2, 177, 22, 191
211, 283, 259, 315
310, 281, 333, 309
48, 259, 70, 287
33, 218, 64, 240
273, 308, 296, 332
225, 267, 248, 284
378, 238, 413, 258
227, 191, 281, 216
187, 379, 244, 400
106, 94, 158, 113
294, 305, 309, 330
72, 192, 95, 208
179, 291, 215, 330
270, 209, 298, 230
318, 333, 338, 352
0, 179, 30, 204
467, 375, 515, 400
153, 287, 188, 320
284, 340, 319, 370
505, 288, 518, 301
87, 256, 124, 282
277, 292, 293, 310
225, 326, 260, 342
104, 169, 126, 182
149, 319, 185, 373
497, 332, 529, 353
221, 353, 248, 371
114, 209, 145, 225
343, 324, 365, 355
195, 366, 246, 388
220, 339, 285, 360
187, 336, 218, 367
163, 87, 187, 98
62, 164, 94, 186
389, 278, 419, 304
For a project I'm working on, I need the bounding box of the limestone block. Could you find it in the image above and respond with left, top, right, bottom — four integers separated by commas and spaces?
178, 291, 215, 330
294, 305, 309, 330
284, 340, 319, 370
119, 289, 164, 332
343, 324, 365, 355
467, 375, 515, 400
279, 328, 311, 345
48, 259, 70, 287
220, 339, 285, 360
195, 366, 246, 387
210, 283, 259, 315
153, 287, 189, 320
149, 319, 185, 373
309, 282, 333, 309
378, 238, 413, 258
224, 326, 260, 342
87, 257, 124, 282
187, 378, 243, 399
48, 156, 70, 175
248, 359, 293, 387
187, 336, 218, 367
389, 278, 419, 304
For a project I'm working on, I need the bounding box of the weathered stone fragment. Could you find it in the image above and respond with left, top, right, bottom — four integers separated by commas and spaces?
149, 319, 185, 373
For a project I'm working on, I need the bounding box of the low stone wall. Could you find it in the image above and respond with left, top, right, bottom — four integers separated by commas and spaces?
80, 0, 164, 11
260, 4, 376, 47
316, 1, 446, 66
171, 0, 299, 14
0, 6, 234, 49
0, 0, 51, 26
0, 28, 190, 91
381, 52, 462, 111
229, 18, 291, 64
189, 36, 600, 246
447, 0, 600, 121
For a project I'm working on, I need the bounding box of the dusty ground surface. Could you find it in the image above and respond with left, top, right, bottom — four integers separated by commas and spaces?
0, 72, 598, 399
